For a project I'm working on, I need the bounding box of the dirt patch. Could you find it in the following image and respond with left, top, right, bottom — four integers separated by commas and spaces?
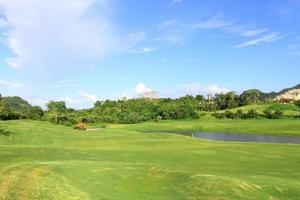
86, 128, 104, 131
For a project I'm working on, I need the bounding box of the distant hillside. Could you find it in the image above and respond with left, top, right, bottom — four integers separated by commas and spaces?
278, 84, 300, 95
245, 84, 300, 101
274, 84, 300, 101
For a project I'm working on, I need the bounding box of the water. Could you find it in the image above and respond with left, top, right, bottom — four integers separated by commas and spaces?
145, 131, 300, 144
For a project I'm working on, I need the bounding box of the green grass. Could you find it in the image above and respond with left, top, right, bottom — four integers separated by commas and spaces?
229, 103, 299, 116
0, 120, 300, 200
125, 117, 300, 136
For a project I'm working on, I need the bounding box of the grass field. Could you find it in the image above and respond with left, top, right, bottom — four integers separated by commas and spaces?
228, 103, 299, 116
0, 119, 300, 200
124, 117, 300, 136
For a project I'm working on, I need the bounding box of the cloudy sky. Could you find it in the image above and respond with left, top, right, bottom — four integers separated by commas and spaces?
0, 0, 300, 108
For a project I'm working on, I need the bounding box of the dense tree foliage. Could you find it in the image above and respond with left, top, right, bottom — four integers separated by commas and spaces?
239, 89, 261, 105
0, 95, 43, 120
92, 97, 199, 124
0, 88, 298, 124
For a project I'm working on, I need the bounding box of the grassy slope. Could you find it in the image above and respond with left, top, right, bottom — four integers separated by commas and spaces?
229, 103, 299, 116
0, 120, 300, 200
125, 117, 300, 136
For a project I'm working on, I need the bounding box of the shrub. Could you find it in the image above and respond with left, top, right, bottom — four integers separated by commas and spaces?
224, 110, 237, 119
273, 110, 284, 119
263, 109, 283, 119
236, 109, 244, 118
117, 112, 141, 124
81, 117, 95, 123
244, 109, 258, 119
0, 111, 26, 120
212, 112, 225, 119
74, 123, 87, 130
49, 115, 77, 126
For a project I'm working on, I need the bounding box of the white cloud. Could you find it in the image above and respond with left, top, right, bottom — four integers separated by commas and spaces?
53, 79, 78, 88
157, 20, 187, 45
27, 98, 48, 108
129, 47, 157, 54
184, 83, 231, 96
224, 24, 268, 37
167, 0, 183, 8
158, 36, 183, 44
0, 80, 24, 89
0, 0, 141, 79
161, 83, 231, 98
184, 82, 202, 95
78, 90, 97, 102
191, 13, 232, 29
158, 14, 280, 48
135, 83, 158, 98
206, 84, 231, 95
191, 15, 271, 39
0, 18, 9, 27
127, 31, 147, 44
61, 97, 81, 104
233, 32, 282, 48
159, 19, 179, 28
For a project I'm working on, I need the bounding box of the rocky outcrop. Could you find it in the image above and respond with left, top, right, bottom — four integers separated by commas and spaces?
275, 89, 300, 101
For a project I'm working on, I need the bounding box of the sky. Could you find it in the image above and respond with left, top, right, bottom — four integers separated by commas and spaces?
0, 0, 300, 108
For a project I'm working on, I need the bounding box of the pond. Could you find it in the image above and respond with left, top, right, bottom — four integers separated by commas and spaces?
144, 131, 300, 144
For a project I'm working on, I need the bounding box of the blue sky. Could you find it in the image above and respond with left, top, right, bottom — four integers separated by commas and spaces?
0, 0, 300, 108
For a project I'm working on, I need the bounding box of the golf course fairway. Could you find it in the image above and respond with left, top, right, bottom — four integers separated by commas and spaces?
0, 120, 299, 200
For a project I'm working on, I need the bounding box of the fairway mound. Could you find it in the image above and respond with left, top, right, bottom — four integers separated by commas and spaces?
183, 174, 265, 200
0, 129, 14, 136
0, 164, 90, 200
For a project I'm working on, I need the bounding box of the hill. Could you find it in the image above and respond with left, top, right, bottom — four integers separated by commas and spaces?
252, 84, 300, 101
275, 88, 300, 101
278, 84, 300, 95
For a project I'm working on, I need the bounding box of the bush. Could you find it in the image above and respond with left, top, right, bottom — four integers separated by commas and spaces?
263, 109, 283, 119
49, 115, 77, 126
244, 109, 259, 119
81, 117, 95, 123
117, 112, 141, 124
213, 109, 259, 120
236, 109, 244, 118
74, 123, 87, 130
224, 110, 237, 119
212, 112, 225, 119
0, 111, 26, 120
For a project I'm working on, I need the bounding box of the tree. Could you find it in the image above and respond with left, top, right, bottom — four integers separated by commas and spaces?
263, 109, 283, 119
215, 92, 239, 110
28, 106, 44, 120
1, 96, 32, 116
0, 94, 3, 113
195, 95, 205, 102
295, 100, 300, 118
0, 95, 31, 120
239, 89, 261, 105
46, 101, 67, 124
246, 109, 258, 119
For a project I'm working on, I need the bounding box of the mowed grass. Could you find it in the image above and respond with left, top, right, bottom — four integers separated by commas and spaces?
125, 117, 300, 136
0, 120, 300, 200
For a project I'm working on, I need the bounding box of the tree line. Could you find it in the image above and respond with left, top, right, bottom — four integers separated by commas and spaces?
1, 89, 299, 125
